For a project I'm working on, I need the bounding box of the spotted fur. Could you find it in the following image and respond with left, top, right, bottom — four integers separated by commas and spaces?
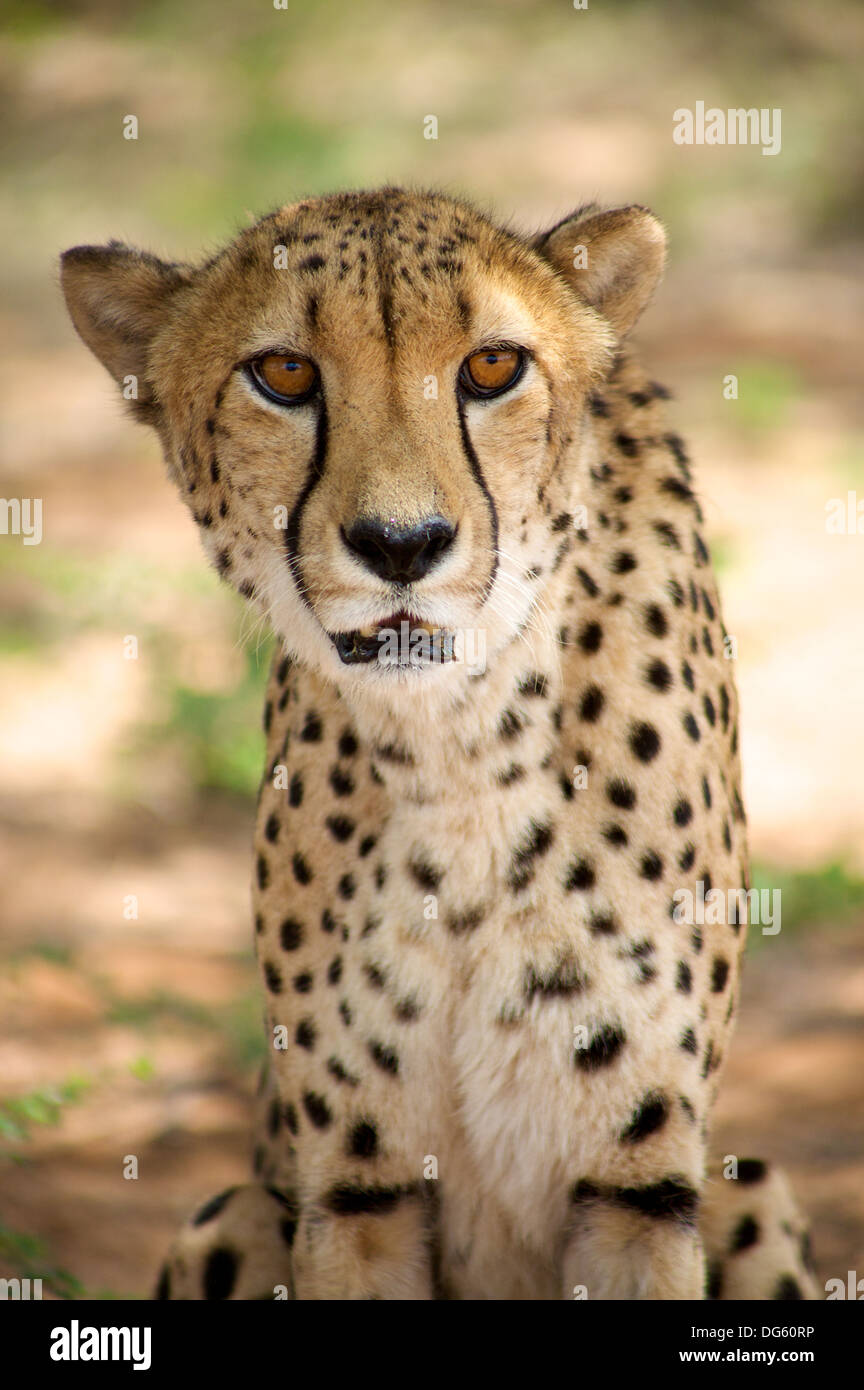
62, 187, 816, 1300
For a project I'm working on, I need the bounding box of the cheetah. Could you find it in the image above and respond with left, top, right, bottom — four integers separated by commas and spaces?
61, 187, 817, 1300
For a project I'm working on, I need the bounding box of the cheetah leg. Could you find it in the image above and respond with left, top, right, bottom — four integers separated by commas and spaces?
290, 1186, 437, 1300
562, 1178, 705, 1299
154, 1184, 297, 1301
700, 1158, 820, 1300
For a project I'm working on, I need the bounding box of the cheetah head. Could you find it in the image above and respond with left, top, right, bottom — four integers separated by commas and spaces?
61, 188, 665, 697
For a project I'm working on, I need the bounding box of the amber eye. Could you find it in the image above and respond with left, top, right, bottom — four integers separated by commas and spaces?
248, 352, 319, 405
459, 346, 525, 398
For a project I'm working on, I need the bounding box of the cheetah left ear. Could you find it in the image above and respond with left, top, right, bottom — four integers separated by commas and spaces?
60, 242, 193, 424
530, 204, 667, 338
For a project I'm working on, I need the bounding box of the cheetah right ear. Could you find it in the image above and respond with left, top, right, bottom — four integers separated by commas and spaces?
60, 242, 192, 422
531, 204, 667, 338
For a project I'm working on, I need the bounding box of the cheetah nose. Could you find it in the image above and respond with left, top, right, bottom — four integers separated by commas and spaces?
341, 515, 456, 585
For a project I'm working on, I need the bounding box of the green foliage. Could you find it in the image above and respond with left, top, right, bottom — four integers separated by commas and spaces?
747, 859, 864, 949
0, 1077, 91, 1146
0, 1077, 92, 1298
731, 361, 801, 432
0, 1225, 85, 1300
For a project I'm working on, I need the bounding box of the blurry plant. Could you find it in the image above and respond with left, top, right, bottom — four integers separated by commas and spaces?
731, 361, 801, 432
0, 1076, 92, 1298
748, 859, 864, 949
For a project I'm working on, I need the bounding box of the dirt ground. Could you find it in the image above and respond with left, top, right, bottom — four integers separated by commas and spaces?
2, 792, 862, 1296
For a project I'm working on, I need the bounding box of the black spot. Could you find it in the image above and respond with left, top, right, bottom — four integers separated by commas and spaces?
325, 1183, 413, 1216
640, 851, 664, 881
621, 1092, 669, 1143
630, 722, 661, 762
293, 970, 313, 994
653, 520, 681, 549
679, 843, 696, 872
518, 672, 549, 696
498, 708, 524, 739
154, 1264, 172, 1300
193, 1187, 238, 1226
327, 1057, 359, 1087
578, 621, 603, 654
614, 1178, 699, 1225
256, 854, 270, 890
203, 1247, 239, 1300
603, 824, 628, 848
358, 834, 378, 857
590, 910, 618, 935
408, 857, 442, 891
499, 763, 526, 787
773, 1275, 804, 1301
646, 658, 672, 691
394, 996, 420, 1022
302, 1090, 332, 1128
676, 961, 693, 994
321, 908, 338, 934
611, 550, 637, 573
295, 1018, 316, 1049
338, 873, 356, 900
264, 813, 280, 843
326, 815, 355, 842
736, 1158, 768, 1185
564, 858, 595, 892
508, 819, 554, 891
673, 798, 693, 827
680, 1026, 698, 1053
574, 1023, 626, 1070
368, 1039, 399, 1075
681, 660, 695, 691
644, 604, 668, 637
579, 685, 605, 722
330, 765, 354, 796
348, 1120, 378, 1159
279, 916, 303, 951
299, 253, 326, 273
683, 713, 701, 742
615, 432, 640, 458
706, 1262, 724, 1300
339, 729, 359, 757
447, 905, 485, 934
730, 1214, 759, 1252
264, 961, 282, 994
661, 475, 695, 503
289, 773, 304, 806
607, 778, 636, 809
292, 853, 313, 884
524, 957, 586, 1000
576, 567, 599, 598
702, 775, 712, 809
283, 1102, 298, 1134
300, 711, 323, 741
364, 961, 387, 990
703, 694, 716, 726
711, 957, 730, 993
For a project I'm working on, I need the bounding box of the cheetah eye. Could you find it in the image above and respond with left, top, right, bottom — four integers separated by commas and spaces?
459, 346, 525, 399
248, 352, 319, 405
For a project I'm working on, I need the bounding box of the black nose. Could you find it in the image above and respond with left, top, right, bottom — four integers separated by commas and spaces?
342, 515, 456, 584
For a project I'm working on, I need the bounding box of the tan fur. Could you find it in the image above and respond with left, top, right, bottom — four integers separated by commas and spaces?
62, 187, 817, 1300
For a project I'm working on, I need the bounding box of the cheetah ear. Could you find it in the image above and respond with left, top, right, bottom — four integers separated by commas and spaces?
60, 242, 192, 422
530, 204, 666, 338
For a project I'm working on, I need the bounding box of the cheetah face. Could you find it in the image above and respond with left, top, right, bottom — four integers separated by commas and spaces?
62, 190, 665, 697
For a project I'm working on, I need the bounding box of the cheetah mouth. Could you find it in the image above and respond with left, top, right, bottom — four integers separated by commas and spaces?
331, 611, 456, 666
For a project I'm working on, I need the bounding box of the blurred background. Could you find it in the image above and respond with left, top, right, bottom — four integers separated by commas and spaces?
1, 0, 862, 1298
